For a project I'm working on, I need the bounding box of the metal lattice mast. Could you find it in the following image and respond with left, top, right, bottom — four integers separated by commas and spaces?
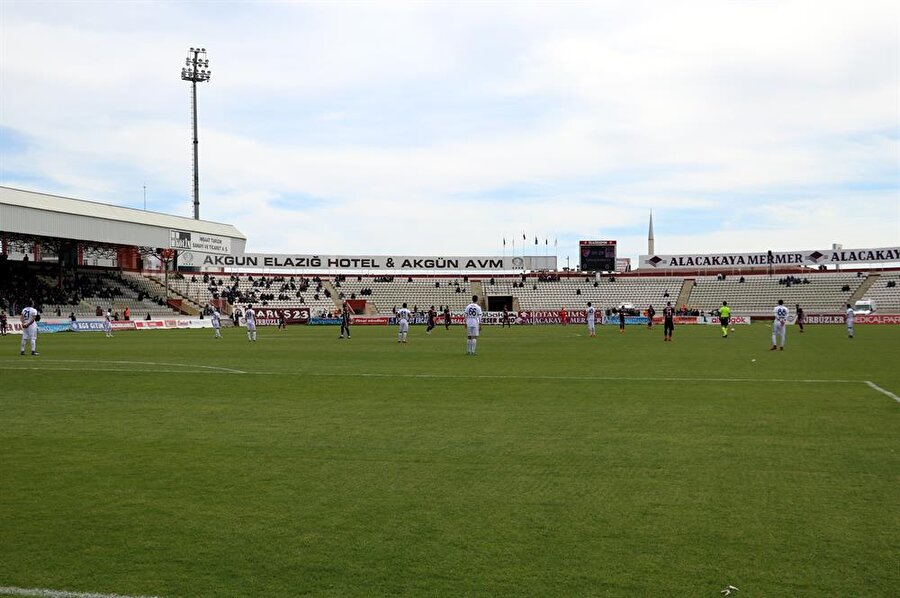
181, 47, 211, 220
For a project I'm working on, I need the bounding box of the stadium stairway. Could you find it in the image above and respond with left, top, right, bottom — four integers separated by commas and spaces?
322, 281, 341, 313
128, 272, 202, 315
849, 273, 879, 304
471, 281, 485, 307
676, 278, 694, 309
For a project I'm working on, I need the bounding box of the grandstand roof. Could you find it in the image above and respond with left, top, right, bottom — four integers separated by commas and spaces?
0, 186, 246, 253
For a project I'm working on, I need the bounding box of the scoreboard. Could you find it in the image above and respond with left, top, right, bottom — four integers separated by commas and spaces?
579, 240, 617, 272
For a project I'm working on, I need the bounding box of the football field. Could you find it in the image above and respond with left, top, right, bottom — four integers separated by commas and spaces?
1, 323, 898, 597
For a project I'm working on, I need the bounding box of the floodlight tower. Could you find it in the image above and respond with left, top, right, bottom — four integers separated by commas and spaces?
181, 47, 211, 220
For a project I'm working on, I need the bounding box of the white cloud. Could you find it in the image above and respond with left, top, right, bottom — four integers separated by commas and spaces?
1, 0, 897, 263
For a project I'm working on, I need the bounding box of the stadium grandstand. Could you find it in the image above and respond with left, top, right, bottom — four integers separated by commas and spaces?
2, 185, 899, 325
0, 186, 245, 320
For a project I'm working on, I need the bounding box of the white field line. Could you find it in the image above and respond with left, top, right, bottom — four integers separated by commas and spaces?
33, 359, 245, 374
865, 381, 900, 403
0, 586, 162, 598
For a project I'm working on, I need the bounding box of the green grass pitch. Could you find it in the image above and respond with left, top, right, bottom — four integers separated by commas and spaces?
1, 323, 898, 597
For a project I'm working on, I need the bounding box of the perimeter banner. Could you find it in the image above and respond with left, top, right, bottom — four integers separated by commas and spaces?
253, 308, 310, 326
602, 316, 650, 326
518, 310, 589, 325
70, 320, 135, 332
353, 316, 391, 325
309, 317, 341, 326
37, 322, 72, 333
388, 311, 534, 326
71, 321, 107, 332
793, 314, 900, 325
639, 246, 900, 270
856, 314, 900, 325
649, 316, 752, 325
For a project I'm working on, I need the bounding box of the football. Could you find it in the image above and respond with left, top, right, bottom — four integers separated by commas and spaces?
34, 314, 41, 321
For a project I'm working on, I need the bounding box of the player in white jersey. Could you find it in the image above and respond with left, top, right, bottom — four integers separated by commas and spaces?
845, 303, 855, 338
586, 302, 596, 337
771, 299, 788, 351
245, 304, 257, 342
396, 303, 411, 343
19, 300, 39, 356
211, 307, 222, 338
103, 309, 113, 338
464, 295, 483, 355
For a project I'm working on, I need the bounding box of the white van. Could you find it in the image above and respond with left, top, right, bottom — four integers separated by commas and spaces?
853, 299, 876, 315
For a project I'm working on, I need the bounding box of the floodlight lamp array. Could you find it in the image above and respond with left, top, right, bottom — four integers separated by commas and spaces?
180, 48, 211, 82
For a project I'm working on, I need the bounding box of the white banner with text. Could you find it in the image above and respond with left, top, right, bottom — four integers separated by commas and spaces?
201, 254, 556, 271
639, 246, 900, 270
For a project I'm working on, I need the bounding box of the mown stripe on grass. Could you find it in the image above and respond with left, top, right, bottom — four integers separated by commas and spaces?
0, 367, 229, 374
256, 371, 864, 384
0, 586, 163, 598
0, 365, 866, 384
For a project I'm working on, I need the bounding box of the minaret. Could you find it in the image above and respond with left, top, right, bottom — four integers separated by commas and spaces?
648, 210, 655, 255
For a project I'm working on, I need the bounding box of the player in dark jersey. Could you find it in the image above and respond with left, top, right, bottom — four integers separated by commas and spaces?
0, 310, 7, 336
502, 305, 511, 328
663, 301, 675, 341
444, 306, 451, 330
646, 305, 656, 329
618, 306, 626, 333
339, 301, 352, 339
426, 305, 436, 334
795, 304, 804, 333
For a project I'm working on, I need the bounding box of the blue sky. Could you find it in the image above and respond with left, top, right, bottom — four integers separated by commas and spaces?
1, 0, 898, 264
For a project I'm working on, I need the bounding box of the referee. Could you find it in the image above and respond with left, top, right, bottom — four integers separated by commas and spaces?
718, 301, 731, 338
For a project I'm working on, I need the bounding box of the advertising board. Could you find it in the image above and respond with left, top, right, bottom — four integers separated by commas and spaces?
253, 308, 310, 326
